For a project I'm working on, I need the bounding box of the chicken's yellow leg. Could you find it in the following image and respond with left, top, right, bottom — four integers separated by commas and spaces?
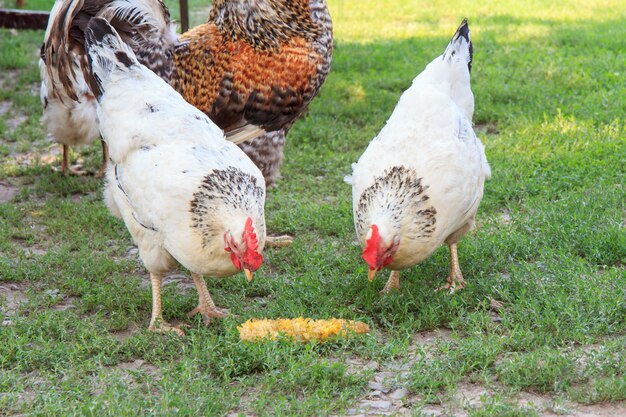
61, 144, 70, 174
96, 140, 109, 178
188, 272, 228, 325
148, 273, 184, 336
380, 270, 401, 294
436, 243, 466, 294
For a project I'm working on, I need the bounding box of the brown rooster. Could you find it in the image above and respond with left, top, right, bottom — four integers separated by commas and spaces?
40, 0, 333, 185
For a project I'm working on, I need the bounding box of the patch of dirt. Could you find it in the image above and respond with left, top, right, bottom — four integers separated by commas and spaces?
0, 100, 11, 116
52, 295, 77, 311
136, 271, 197, 293
410, 329, 452, 357
0, 282, 29, 319
110, 323, 141, 342
19, 245, 47, 256
7, 114, 28, 132
0, 70, 20, 90
164, 273, 196, 292
0, 370, 46, 411
515, 392, 626, 417
568, 401, 626, 417
453, 381, 492, 409
90, 359, 162, 396
0, 181, 19, 203
338, 328, 453, 416
115, 359, 160, 375
225, 385, 260, 417
500, 208, 512, 225
11, 143, 62, 168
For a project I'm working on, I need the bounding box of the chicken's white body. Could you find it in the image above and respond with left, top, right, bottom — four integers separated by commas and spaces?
84, 18, 265, 332
93, 32, 266, 278
349, 20, 490, 279
106, 143, 266, 278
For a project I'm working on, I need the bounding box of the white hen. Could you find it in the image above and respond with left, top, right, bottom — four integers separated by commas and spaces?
83, 17, 266, 335
347, 19, 490, 294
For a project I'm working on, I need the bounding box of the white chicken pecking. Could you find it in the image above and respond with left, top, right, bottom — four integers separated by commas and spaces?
347, 19, 491, 294
83, 17, 266, 335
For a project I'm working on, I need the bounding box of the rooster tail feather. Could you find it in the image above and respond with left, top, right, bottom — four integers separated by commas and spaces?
442, 18, 473, 74
42, 0, 176, 101
84, 17, 139, 99
100, 0, 177, 80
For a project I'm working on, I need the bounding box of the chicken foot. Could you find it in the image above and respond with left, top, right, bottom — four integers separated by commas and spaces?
265, 235, 294, 248
58, 144, 85, 175
436, 243, 466, 294
148, 273, 185, 336
59, 140, 109, 177
380, 270, 401, 294
188, 272, 229, 325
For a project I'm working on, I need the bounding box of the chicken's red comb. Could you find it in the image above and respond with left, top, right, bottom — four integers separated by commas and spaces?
362, 224, 381, 270
243, 217, 258, 251
243, 217, 263, 271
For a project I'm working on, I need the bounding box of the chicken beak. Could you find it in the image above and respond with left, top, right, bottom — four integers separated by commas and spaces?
244, 269, 254, 282
367, 268, 377, 282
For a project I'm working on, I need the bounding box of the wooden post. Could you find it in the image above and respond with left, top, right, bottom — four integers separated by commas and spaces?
179, 0, 188, 33
0, 9, 49, 29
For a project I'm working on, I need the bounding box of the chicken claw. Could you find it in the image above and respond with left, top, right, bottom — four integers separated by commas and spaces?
188, 305, 229, 325
55, 144, 86, 176
190, 272, 229, 325
149, 319, 186, 337
435, 243, 466, 294
265, 235, 294, 248
148, 273, 186, 336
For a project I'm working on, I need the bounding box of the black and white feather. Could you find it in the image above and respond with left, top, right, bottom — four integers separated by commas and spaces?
39, 0, 177, 160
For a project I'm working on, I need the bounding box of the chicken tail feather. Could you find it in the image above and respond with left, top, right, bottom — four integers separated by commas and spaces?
225, 125, 267, 145
84, 17, 139, 99
42, 0, 176, 102
443, 18, 473, 74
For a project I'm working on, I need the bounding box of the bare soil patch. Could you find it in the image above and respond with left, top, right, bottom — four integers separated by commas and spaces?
110, 323, 141, 342
0, 180, 18, 203
0, 282, 29, 316
0, 100, 11, 116
7, 114, 28, 132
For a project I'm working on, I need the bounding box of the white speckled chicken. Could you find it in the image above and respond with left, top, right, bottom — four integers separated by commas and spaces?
347, 19, 490, 294
84, 17, 266, 335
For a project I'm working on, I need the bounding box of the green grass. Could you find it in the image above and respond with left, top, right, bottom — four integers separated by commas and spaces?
1, 0, 625, 415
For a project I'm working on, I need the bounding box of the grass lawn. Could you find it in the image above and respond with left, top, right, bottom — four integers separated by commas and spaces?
1, 0, 625, 415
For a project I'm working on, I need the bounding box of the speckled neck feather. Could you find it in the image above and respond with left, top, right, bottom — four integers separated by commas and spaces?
189, 167, 265, 249
356, 166, 437, 242
209, 0, 324, 50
